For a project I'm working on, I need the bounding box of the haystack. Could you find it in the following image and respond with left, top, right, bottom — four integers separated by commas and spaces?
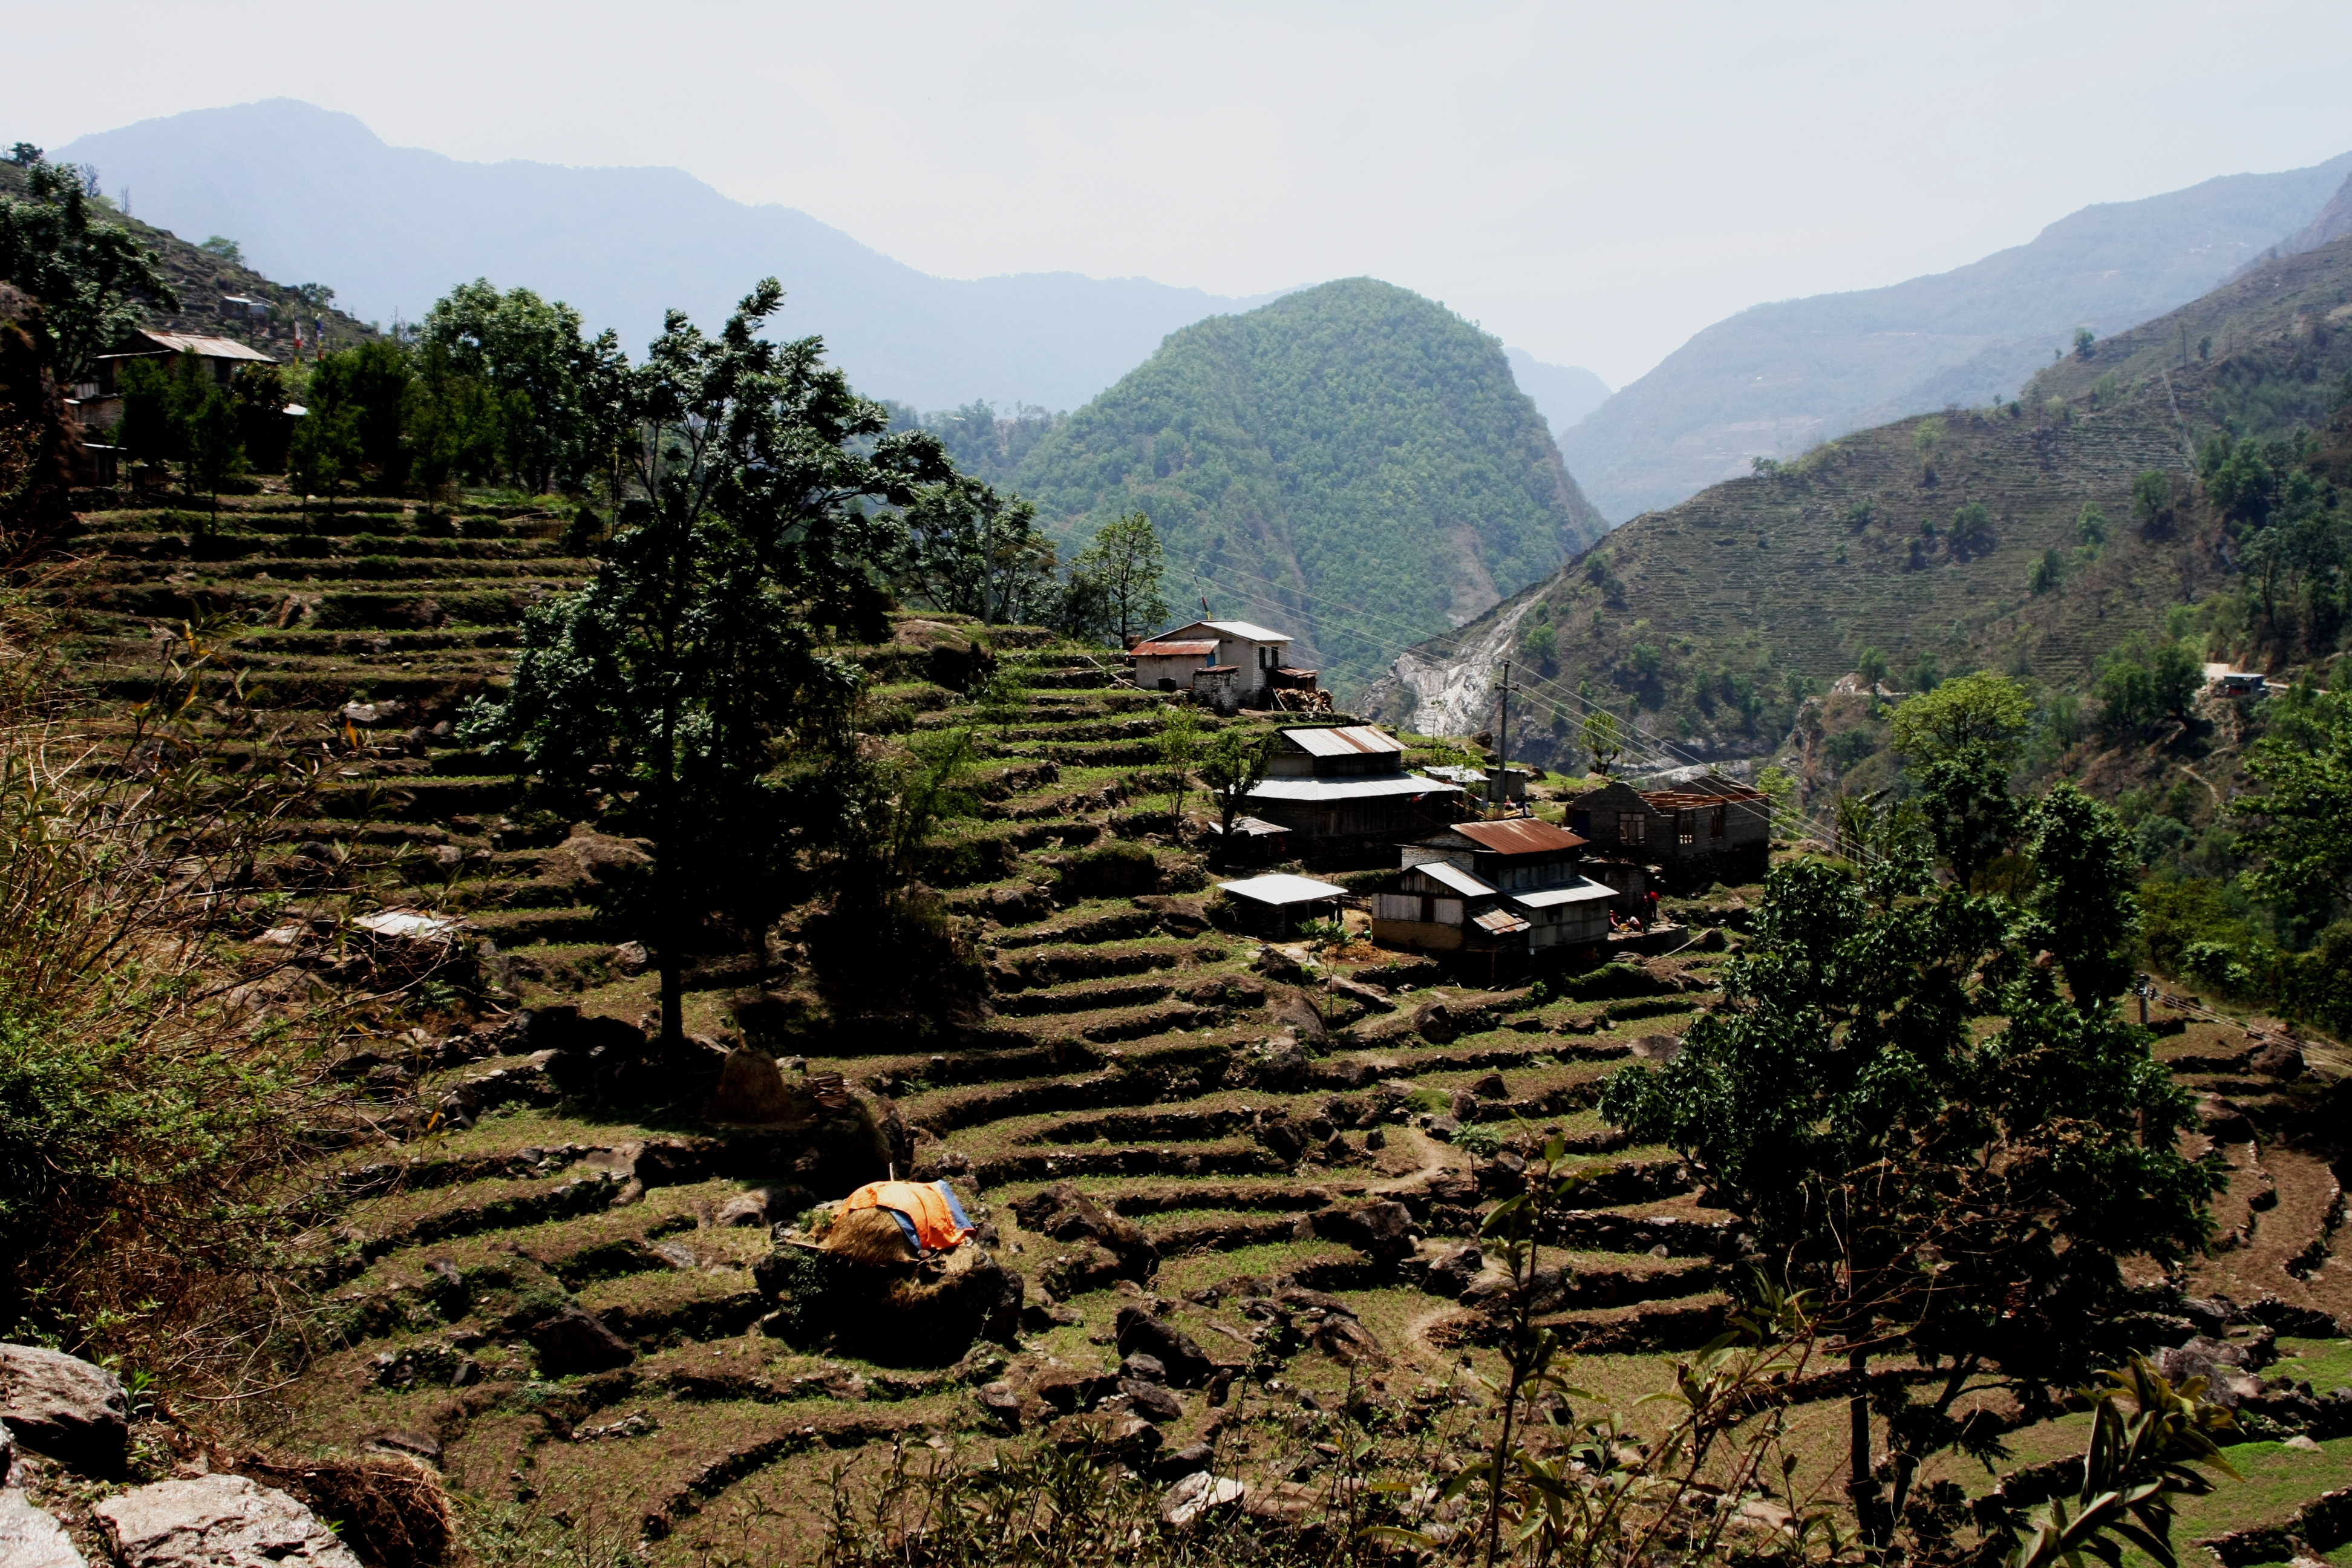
704, 1045, 800, 1124
820, 1204, 918, 1267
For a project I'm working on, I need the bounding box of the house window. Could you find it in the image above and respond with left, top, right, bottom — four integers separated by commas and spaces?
1618, 811, 1646, 844
1676, 811, 1696, 847
1711, 805, 1727, 840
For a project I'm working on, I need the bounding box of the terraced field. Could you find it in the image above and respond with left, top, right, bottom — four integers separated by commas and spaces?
39, 484, 2352, 1565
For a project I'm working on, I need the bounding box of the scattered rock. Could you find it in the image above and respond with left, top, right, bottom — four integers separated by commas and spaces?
1114, 1306, 1216, 1387
0, 1343, 129, 1477
525, 1307, 634, 1376
1426, 1114, 1461, 1143
1311, 1315, 1387, 1367
0, 1489, 85, 1568
1121, 1352, 1168, 1385
611, 941, 650, 976
1364, 1127, 1387, 1151
1011, 1182, 1159, 1289
976, 1382, 1022, 1428
1160, 1472, 1249, 1527
1628, 1033, 1684, 1063
1425, 1246, 1486, 1299
2247, 1040, 2304, 1079
1300, 1201, 1419, 1262
96, 1475, 361, 1568
361, 1429, 444, 1466
1046, 1411, 1162, 1463
715, 1186, 799, 1227
1469, 1071, 1508, 1099
1121, 1379, 1185, 1423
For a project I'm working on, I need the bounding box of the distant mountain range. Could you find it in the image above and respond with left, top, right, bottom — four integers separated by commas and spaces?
1012, 278, 1608, 699
1560, 152, 2352, 522
1504, 350, 1612, 437
57, 99, 1278, 414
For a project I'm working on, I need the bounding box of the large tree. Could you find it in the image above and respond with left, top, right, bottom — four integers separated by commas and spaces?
462, 280, 954, 1040
0, 155, 177, 382
1889, 670, 2034, 886
422, 279, 606, 495
892, 475, 1059, 626
1601, 797, 2212, 1553
1067, 510, 1168, 644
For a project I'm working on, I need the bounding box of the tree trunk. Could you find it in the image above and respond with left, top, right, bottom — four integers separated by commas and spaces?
1848, 1347, 1880, 1546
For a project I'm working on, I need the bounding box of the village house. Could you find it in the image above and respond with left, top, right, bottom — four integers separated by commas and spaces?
1126, 619, 1308, 707
1371, 818, 1616, 956
1241, 724, 1464, 850
69, 329, 278, 434
1564, 773, 1769, 890
1212, 871, 1347, 938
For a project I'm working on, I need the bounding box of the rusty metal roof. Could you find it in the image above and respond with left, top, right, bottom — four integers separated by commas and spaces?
1281, 724, 1404, 757
1129, 639, 1218, 657
1448, 818, 1588, 855
1472, 907, 1532, 935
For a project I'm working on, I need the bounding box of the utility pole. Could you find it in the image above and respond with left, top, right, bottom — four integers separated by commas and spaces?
1491, 661, 1512, 811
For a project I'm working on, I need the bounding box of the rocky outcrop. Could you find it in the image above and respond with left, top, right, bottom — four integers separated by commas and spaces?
95, 1475, 361, 1568
0, 1345, 128, 1477
0, 1488, 85, 1568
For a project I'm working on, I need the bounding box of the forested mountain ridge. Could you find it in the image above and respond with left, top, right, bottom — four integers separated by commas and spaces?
57, 99, 1270, 411
1010, 278, 1609, 697
1365, 231, 2352, 769
1559, 150, 2352, 521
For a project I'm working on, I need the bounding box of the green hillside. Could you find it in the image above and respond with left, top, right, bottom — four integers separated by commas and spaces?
1010, 278, 1609, 697
1364, 233, 2352, 769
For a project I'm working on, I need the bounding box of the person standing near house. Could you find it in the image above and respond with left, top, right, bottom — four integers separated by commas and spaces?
1645, 889, 1659, 928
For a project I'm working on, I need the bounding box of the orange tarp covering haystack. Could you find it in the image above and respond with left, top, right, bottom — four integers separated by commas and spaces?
841, 1179, 974, 1252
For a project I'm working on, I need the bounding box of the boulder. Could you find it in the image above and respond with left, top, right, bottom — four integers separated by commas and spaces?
2248, 1040, 2304, 1079
1301, 1200, 1419, 1262
524, 1307, 634, 1375
1160, 1472, 1249, 1527
1114, 1306, 1216, 1387
976, 1382, 1023, 1428
0, 1489, 84, 1568
1010, 1183, 1158, 1281
95, 1475, 361, 1568
1425, 1245, 1486, 1299
1121, 1380, 1185, 1423
1120, 1353, 1168, 1384
540, 830, 653, 894
715, 1186, 800, 1227
1312, 1316, 1387, 1367
0, 1344, 128, 1477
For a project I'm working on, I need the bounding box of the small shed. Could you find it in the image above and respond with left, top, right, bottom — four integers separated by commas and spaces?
1130, 637, 1221, 691
1214, 872, 1347, 938
73, 330, 278, 434
1200, 814, 1292, 866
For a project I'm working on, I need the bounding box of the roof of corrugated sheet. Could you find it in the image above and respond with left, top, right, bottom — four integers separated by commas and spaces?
108, 330, 277, 363
1247, 774, 1463, 802
1641, 788, 1768, 809
1128, 639, 1218, 656
1449, 818, 1588, 854
1510, 878, 1618, 909
1412, 861, 1497, 898
1202, 619, 1290, 642
1281, 724, 1405, 757
1217, 872, 1347, 906
1472, 907, 1532, 935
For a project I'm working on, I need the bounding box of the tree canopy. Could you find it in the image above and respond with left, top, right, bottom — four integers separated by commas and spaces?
0, 155, 177, 381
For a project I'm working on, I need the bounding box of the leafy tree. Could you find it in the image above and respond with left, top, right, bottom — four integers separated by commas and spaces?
1198, 727, 1275, 851
1066, 511, 1168, 644
229, 364, 290, 469
2233, 690, 2352, 916
422, 279, 598, 494
0, 154, 177, 381
2025, 780, 2142, 1002
115, 350, 203, 475
2095, 637, 2200, 737
197, 236, 243, 265
461, 279, 954, 1042
287, 402, 361, 518
2076, 503, 2108, 548
1891, 672, 2033, 884
1154, 702, 1201, 825
2028, 547, 2064, 595
1856, 645, 1890, 688
311, 341, 413, 486
894, 476, 1059, 626
1950, 501, 1996, 560
1518, 615, 1558, 670
402, 341, 501, 512
1601, 830, 2212, 1550
1579, 707, 1624, 774
2074, 326, 2097, 360
185, 387, 245, 526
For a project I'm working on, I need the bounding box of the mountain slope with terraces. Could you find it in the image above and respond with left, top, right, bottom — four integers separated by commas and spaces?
33, 473, 2352, 1566
1365, 231, 2352, 768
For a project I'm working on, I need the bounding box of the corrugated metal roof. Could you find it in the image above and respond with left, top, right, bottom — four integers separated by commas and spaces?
1247, 773, 1464, 802
1203, 619, 1291, 643
1641, 788, 1768, 809
1414, 861, 1496, 898
1216, 873, 1347, 906
1281, 724, 1405, 757
1129, 639, 1218, 656
116, 330, 278, 364
1449, 819, 1588, 855
1510, 878, 1618, 909
1472, 907, 1532, 935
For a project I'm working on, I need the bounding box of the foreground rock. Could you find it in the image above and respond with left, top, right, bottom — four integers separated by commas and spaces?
1, 1487, 85, 1568
96, 1475, 362, 1568
0, 1344, 128, 1476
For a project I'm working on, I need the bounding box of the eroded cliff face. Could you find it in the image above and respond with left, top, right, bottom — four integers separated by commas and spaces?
1357, 589, 1540, 739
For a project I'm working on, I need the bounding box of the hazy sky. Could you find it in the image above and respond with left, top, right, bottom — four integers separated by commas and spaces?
15, 1, 2352, 387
